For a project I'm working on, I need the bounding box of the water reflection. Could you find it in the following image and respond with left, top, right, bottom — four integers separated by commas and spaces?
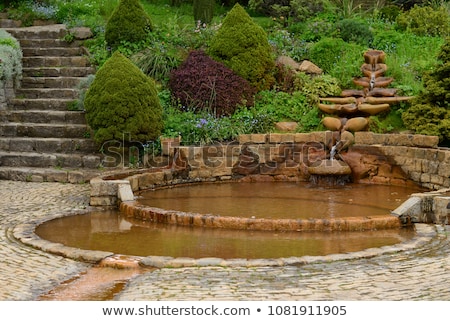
36, 210, 415, 259
137, 182, 422, 219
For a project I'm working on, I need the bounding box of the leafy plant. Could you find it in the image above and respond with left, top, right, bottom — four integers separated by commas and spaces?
402, 37, 450, 144
396, 4, 450, 37
335, 18, 373, 46
0, 29, 22, 88
307, 37, 364, 88
169, 50, 256, 117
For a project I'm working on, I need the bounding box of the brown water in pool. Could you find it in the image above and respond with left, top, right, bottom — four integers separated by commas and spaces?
137, 181, 422, 219
35, 182, 422, 259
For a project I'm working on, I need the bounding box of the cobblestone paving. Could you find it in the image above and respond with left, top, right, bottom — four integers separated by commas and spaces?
0, 180, 91, 300
0, 180, 449, 301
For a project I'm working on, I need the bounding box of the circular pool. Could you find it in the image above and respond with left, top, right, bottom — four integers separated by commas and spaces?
35, 181, 423, 260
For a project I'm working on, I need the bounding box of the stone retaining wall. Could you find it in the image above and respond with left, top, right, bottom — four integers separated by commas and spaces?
90, 132, 450, 225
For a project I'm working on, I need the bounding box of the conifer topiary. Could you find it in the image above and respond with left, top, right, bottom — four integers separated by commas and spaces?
169, 50, 255, 116
105, 0, 152, 50
208, 3, 275, 91
84, 51, 163, 145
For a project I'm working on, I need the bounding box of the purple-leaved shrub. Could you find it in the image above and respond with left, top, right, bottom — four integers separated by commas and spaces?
169, 50, 256, 117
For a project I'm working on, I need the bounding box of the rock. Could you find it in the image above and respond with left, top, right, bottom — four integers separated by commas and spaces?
308, 159, 352, 175
276, 56, 322, 75
322, 117, 343, 131
344, 117, 369, 132
69, 27, 93, 40
298, 60, 322, 75
276, 55, 300, 70
275, 122, 298, 132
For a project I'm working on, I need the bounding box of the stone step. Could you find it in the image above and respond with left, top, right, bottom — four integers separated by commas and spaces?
0, 122, 89, 138
8, 98, 77, 111
0, 137, 98, 154
22, 56, 90, 68
0, 151, 102, 169
0, 110, 86, 124
22, 67, 96, 78
4, 24, 68, 40
22, 46, 85, 57
18, 38, 85, 48
15, 88, 79, 99
0, 19, 22, 28
21, 76, 86, 89
0, 166, 103, 183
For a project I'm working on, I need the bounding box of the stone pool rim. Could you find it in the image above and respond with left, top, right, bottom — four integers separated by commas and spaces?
12, 208, 439, 268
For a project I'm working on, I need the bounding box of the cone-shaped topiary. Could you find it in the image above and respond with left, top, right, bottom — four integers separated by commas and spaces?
84, 51, 163, 145
169, 50, 255, 116
105, 0, 152, 50
208, 3, 275, 91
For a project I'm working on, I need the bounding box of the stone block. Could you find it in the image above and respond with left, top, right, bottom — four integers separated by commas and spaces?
68, 171, 85, 183
281, 133, 294, 142
433, 197, 450, 224
90, 196, 117, 206
391, 196, 422, 222
294, 133, 311, 143
268, 133, 283, 143
250, 134, 266, 143
412, 134, 439, 148
354, 131, 373, 145
238, 134, 252, 144
118, 183, 134, 202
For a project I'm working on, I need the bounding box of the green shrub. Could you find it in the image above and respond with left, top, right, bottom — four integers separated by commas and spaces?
396, 5, 450, 37
84, 51, 163, 144
248, 0, 328, 23
193, 0, 215, 24
0, 29, 22, 88
208, 3, 275, 91
402, 37, 450, 144
105, 0, 153, 50
251, 90, 321, 132
307, 37, 364, 87
335, 18, 373, 46
378, 4, 402, 22
293, 73, 341, 105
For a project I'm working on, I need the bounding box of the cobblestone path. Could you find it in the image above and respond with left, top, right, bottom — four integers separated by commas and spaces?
0, 180, 448, 301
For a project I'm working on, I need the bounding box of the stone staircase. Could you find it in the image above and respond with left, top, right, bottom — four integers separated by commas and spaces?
0, 20, 105, 183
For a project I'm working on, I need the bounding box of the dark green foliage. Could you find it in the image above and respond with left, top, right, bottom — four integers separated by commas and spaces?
105, 0, 153, 50
335, 19, 373, 46
169, 50, 256, 117
378, 4, 402, 22
396, 5, 450, 37
208, 3, 275, 91
307, 37, 363, 79
84, 52, 163, 144
193, 0, 215, 24
402, 38, 450, 144
391, 0, 426, 10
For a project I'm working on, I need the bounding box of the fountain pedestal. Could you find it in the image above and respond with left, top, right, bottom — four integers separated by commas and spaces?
308, 159, 352, 176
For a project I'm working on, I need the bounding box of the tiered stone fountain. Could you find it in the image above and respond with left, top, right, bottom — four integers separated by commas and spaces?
309, 50, 414, 179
